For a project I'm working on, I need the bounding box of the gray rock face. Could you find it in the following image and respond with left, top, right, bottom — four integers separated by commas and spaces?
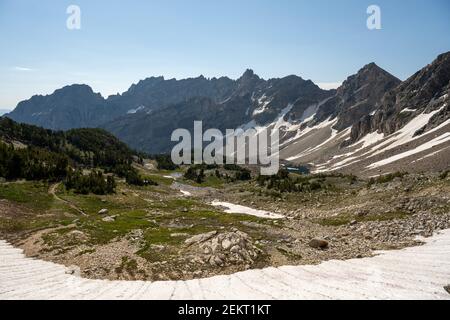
185, 231, 218, 246
103, 70, 333, 154
107, 75, 237, 115
7, 76, 237, 131
6, 68, 334, 154
186, 230, 261, 267
349, 52, 450, 143
7, 85, 110, 131
103, 63, 409, 155
315, 63, 401, 131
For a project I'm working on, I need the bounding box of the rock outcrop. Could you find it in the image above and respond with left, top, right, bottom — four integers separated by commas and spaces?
185, 229, 261, 267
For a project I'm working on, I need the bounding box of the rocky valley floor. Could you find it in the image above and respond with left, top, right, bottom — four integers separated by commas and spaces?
0, 164, 449, 285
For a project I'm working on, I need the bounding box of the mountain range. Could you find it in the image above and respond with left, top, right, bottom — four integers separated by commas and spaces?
5, 52, 450, 176
0, 110, 11, 117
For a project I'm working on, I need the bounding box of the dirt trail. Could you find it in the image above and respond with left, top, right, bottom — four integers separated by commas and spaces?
48, 183, 87, 216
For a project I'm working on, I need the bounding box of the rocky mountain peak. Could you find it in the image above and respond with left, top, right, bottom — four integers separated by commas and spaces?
314, 63, 401, 131
238, 69, 261, 84
361, 62, 379, 71
7, 84, 108, 131
340, 63, 399, 93
396, 51, 450, 104
241, 68, 256, 78
54, 84, 101, 98
233, 69, 264, 98
349, 51, 450, 143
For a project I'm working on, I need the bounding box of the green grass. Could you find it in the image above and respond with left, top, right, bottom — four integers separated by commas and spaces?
142, 227, 184, 245
0, 182, 78, 234
134, 209, 251, 262
0, 180, 274, 266
179, 175, 225, 188
57, 184, 150, 216
142, 174, 174, 186
0, 182, 54, 211
41, 227, 78, 247
200, 176, 225, 188
52, 184, 268, 249
78, 209, 154, 244
0, 215, 74, 234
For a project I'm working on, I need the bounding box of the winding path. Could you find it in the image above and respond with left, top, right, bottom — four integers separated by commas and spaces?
1, 230, 450, 300
49, 183, 87, 216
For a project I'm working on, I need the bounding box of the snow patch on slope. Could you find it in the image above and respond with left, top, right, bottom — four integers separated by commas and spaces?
314, 106, 449, 172
252, 95, 273, 116
127, 105, 145, 114
211, 201, 284, 219
285, 117, 340, 161
369, 106, 446, 156
413, 146, 450, 163
367, 132, 450, 169
400, 108, 416, 113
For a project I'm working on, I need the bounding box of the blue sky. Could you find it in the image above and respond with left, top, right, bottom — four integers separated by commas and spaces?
0, 0, 449, 110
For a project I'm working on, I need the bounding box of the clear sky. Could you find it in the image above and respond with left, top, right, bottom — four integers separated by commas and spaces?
0, 0, 449, 110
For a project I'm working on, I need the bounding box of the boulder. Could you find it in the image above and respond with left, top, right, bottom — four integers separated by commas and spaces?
185, 231, 218, 246
221, 238, 232, 250
68, 230, 86, 238
444, 285, 450, 294
187, 230, 260, 266
230, 245, 241, 253
309, 238, 329, 249
98, 209, 108, 215
102, 216, 116, 222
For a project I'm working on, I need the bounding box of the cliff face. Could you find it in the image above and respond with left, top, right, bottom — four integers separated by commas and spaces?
7, 85, 109, 130
350, 52, 450, 142
312, 63, 400, 133
7, 76, 238, 130
103, 70, 334, 154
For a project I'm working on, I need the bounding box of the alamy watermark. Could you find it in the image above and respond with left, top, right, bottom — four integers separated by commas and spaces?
367, 5, 381, 30
171, 121, 279, 176
66, 5, 81, 30
65, 5, 381, 31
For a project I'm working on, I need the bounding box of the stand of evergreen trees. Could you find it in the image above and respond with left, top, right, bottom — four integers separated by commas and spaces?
183, 163, 252, 184
184, 166, 205, 183
0, 142, 68, 181
0, 118, 136, 170
257, 169, 326, 193
65, 169, 116, 195
152, 154, 179, 171
223, 164, 252, 181
0, 117, 151, 191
